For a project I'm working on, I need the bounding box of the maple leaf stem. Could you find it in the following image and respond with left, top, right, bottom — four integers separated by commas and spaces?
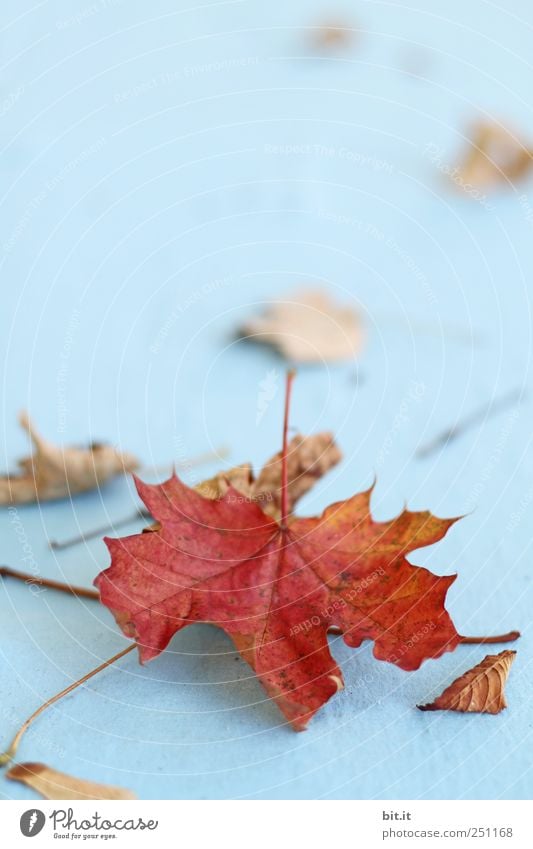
280, 369, 296, 528
0, 644, 136, 768
459, 631, 520, 645
0, 565, 100, 600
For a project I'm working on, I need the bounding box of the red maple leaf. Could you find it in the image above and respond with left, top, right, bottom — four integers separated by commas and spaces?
96, 373, 462, 730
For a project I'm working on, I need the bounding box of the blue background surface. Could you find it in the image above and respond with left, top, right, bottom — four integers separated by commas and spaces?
0, 0, 532, 800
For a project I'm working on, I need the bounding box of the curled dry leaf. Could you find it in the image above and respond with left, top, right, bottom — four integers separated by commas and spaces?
6, 762, 137, 800
454, 121, 533, 191
240, 289, 364, 363
418, 650, 516, 714
0, 412, 139, 505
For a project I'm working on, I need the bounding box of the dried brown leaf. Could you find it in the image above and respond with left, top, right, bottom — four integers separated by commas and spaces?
253, 431, 342, 521
454, 121, 533, 190
418, 650, 516, 714
0, 412, 139, 505
6, 762, 136, 800
241, 289, 364, 363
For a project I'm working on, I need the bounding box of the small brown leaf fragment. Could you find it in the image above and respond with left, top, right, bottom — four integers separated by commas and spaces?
310, 20, 357, 52
195, 463, 254, 501
454, 121, 533, 191
0, 412, 139, 505
6, 762, 137, 800
240, 288, 364, 363
418, 650, 516, 714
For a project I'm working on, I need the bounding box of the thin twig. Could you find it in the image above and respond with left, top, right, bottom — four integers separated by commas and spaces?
137, 445, 229, 478
416, 388, 523, 458
326, 627, 520, 643
0, 644, 136, 767
48, 509, 152, 550
0, 565, 99, 600
459, 631, 520, 645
